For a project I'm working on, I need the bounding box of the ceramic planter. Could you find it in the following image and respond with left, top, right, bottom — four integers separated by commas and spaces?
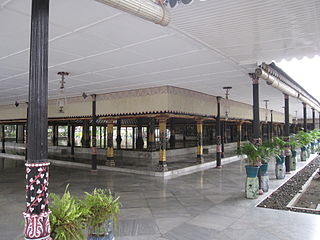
300, 147, 307, 161
275, 155, 285, 179
290, 150, 297, 171
88, 221, 115, 240
245, 165, 259, 199
260, 163, 269, 192
311, 142, 315, 154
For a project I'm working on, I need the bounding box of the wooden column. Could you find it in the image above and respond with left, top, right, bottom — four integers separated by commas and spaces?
82, 120, 90, 148
157, 116, 168, 172
106, 120, 115, 166
16, 124, 25, 143
269, 110, 273, 140
136, 118, 144, 149
221, 121, 225, 158
216, 96, 222, 168
148, 118, 156, 151
1, 125, 5, 153
91, 94, 97, 171
303, 103, 307, 132
196, 118, 204, 163
52, 124, 58, 146
116, 119, 122, 149
67, 124, 71, 147
251, 73, 261, 144
284, 94, 291, 173
312, 108, 315, 130
24, 1, 51, 239
237, 122, 242, 150
71, 125, 75, 155
169, 118, 176, 149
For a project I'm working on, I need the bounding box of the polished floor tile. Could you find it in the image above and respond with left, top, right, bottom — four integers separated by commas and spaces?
0, 155, 320, 240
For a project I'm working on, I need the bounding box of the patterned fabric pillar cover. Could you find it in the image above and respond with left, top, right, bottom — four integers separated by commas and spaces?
157, 116, 168, 172
106, 120, 115, 166
196, 118, 204, 163
24, 162, 51, 239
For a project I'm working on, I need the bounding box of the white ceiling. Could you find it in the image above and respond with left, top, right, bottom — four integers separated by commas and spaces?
0, 0, 319, 118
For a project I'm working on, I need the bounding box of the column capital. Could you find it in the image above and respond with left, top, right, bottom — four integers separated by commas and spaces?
249, 73, 259, 84
195, 117, 204, 124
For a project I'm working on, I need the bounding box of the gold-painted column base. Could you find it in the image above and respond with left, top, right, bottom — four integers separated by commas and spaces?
156, 161, 168, 172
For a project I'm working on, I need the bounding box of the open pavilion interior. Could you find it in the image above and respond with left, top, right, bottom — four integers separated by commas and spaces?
0, 0, 320, 239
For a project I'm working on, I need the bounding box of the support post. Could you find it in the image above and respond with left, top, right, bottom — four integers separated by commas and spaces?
169, 118, 176, 148
221, 121, 225, 158
250, 73, 263, 195
106, 120, 115, 166
303, 103, 307, 132
91, 94, 97, 171
148, 118, 156, 151
16, 125, 25, 144
24, 1, 51, 239
312, 108, 315, 130
52, 124, 58, 146
136, 119, 144, 149
284, 94, 291, 173
67, 124, 71, 147
251, 74, 261, 144
82, 120, 90, 148
116, 119, 122, 149
157, 116, 168, 172
270, 110, 273, 140
237, 122, 242, 151
196, 118, 204, 163
71, 125, 75, 155
1, 125, 5, 153
216, 96, 222, 168
103, 126, 107, 149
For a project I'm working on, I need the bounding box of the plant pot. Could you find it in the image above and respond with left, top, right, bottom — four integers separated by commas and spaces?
88, 220, 114, 240
245, 165, 260, 178
300, 147, 307, 161
311, 142, 315, 154
306, 145, 311, 158
260, 163, 268, 176
290, 150, 297, 171
88, 233, 114, 240
275, 155, 285, 165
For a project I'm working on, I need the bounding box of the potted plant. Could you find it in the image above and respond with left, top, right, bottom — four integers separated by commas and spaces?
272, 137, 288, 179
238, 142, 261, 177
81, 188, 120, 240
310, 129, 320, 154
238, 142, 264, 198
295, 131, 312, 161
49, 187, 87, 240
289, 134, 300, 171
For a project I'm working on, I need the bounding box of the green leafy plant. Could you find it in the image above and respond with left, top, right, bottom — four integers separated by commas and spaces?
294, 131, 312, 147
238, 142, 261, 166
81, 188, 120, 236
258, 141, 275, 163
272, 137, 288, 156
49, 187, 87, 240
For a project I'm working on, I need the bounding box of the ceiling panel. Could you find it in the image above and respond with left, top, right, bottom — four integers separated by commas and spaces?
0, 0, 319, 118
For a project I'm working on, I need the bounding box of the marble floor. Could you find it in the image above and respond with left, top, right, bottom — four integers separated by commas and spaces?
0, 155, 319, 240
